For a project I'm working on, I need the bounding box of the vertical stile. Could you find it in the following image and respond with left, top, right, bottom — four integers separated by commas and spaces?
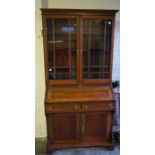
52, 18, 56, 79
88, 20, 91, 78
79, 17, 83, 83
103, 20, 107, 79
68, 18, 71, 79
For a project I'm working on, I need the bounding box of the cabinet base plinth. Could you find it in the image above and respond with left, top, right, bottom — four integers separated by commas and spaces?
47, 142, 114, 153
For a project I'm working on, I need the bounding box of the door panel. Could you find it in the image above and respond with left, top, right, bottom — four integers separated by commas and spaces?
81, 112, 107, 143
47, 113, 80, 143
46, 18, 78, 80
82, 18, 112, 79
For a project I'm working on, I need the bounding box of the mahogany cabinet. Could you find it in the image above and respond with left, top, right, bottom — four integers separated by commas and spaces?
41, 9, 118, 153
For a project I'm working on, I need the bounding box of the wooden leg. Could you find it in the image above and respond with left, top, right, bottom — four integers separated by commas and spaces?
106, 133, 115, 150
107, 145, 114, 150
46, 140, 52, 155
47, 146, 55, 155
46, 148, 51, 155
47, 149, 55, 155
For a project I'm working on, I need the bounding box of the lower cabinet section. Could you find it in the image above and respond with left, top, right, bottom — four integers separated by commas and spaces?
46, 103, 115, 151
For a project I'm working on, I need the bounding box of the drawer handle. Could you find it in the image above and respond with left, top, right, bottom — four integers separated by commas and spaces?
85, 105, 88, 110
82, 125, 85, 132
75, 105, 78, 110
49, 106, 52, 110
109, 104, 115, 109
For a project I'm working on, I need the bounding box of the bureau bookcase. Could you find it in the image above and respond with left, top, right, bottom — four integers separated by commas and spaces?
41, 9, 118, 154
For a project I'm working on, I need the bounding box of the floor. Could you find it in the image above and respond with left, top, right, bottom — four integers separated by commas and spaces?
35, 137, 120, 155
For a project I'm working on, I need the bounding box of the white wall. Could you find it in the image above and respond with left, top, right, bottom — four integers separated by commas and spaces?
35, 0, 47, 138
35, 0, 120, 138
113, 11, 120, 81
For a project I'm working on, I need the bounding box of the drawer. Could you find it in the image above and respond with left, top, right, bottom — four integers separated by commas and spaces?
45, 103, 80, 113
81, 102, 115, 112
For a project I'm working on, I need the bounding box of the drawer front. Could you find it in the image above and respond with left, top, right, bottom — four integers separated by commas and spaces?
82, 102, 115, 112
45, 103, 80, 113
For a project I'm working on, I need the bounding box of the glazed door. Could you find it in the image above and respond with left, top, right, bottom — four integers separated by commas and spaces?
47, 113, 80, 144
82, 17, 113, 81
81, 112, 112, 144
45, 16, 79, 83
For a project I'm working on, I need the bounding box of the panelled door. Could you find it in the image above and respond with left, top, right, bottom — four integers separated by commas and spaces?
81, 17, 113, 82
46, 113, 80, 144
80, 111, 113, 144
81, 112, 107, 143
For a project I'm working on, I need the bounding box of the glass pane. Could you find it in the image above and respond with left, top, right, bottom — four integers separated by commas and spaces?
82, 19, 112, 79
46, 18, 77, 80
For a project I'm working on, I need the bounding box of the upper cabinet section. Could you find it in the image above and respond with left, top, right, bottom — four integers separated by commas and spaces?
41, 9, 118, 85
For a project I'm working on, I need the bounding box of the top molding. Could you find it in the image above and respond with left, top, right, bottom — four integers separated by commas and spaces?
41, 9, 119, 16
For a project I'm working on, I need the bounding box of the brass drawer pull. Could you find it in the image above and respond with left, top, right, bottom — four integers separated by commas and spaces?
109, 104, 115, 109
75, 105, 78, 110
85, 105, 88, 110
82, 125, 85, 132
49, 106, 52, 110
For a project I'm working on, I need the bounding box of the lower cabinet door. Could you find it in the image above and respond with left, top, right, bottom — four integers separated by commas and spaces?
81, 112, 113, 144
47, 113, 80, 144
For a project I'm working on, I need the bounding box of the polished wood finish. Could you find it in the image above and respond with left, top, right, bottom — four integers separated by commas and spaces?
81, 112, 107, 142
41, 9, 118, 16
46, 86, 114, 103
47, 113, 79, 142
41, 9, 118, 153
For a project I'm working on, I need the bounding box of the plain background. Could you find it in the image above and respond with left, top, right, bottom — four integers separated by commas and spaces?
0, 0, 155, 155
